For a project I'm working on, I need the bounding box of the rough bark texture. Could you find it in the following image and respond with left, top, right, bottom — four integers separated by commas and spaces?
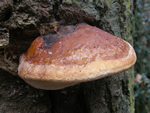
0, 0, 134, 113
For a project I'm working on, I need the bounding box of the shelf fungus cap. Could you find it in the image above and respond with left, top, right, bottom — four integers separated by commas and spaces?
18, 24, 136, 90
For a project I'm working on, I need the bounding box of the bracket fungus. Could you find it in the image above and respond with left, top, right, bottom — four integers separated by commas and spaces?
18, 24, 136, 90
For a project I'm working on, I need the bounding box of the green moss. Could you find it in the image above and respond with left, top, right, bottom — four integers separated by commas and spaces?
62, 0, 72, 4
128, 68, 135, 113
106, 0, 112, 7
123, 1, 135, 113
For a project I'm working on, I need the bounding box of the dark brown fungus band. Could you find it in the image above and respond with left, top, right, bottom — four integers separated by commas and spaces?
18, 24, 136, 90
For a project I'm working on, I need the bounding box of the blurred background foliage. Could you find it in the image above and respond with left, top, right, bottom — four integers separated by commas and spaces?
132, 0, 150, 113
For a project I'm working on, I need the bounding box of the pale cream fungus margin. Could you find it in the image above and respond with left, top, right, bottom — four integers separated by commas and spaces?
18, 24, 136, 90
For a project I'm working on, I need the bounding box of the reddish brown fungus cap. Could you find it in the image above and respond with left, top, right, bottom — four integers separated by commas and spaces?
18, 24, 136, 90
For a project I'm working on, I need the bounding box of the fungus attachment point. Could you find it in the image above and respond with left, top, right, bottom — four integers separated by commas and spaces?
18, 24, 136, 90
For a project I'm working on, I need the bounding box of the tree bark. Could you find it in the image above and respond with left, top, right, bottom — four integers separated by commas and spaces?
0, 0, 134, 113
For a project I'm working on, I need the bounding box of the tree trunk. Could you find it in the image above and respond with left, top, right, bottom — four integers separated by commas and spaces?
0, 0, 134, 113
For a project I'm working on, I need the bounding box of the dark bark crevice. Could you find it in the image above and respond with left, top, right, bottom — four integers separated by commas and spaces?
49, 85, 84, 113
106, 80, 113, 113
